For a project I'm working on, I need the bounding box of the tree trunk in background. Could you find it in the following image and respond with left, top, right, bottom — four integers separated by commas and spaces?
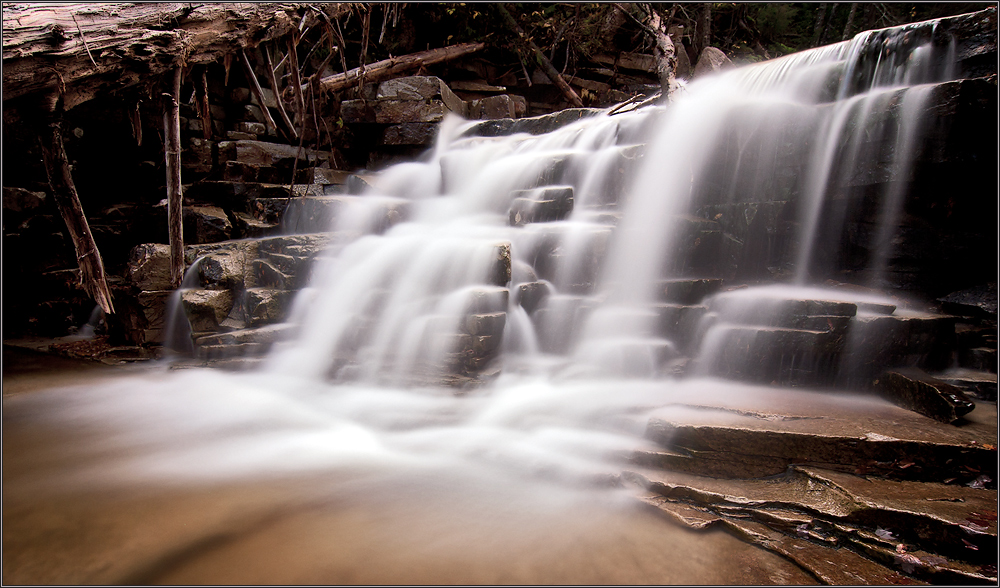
842, 4, 859, 41
820, 3, 840, 46
812, 3, 829, 47
162, 68, 184, 289
38, 117, 115, 315
694, 4, 712, 61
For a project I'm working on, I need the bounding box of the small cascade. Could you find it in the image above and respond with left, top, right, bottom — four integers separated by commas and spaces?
162, 257, 206, 357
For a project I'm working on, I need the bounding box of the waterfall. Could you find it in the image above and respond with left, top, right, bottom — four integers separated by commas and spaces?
264, 19, 960, 384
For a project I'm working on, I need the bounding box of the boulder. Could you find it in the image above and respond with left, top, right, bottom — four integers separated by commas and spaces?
377, 76, 467, 115
515, 281, 551, 314
874, 368, 976, 423
125, 243, 172, 291
469, 95, 517, 119
693, 47, 735, 78
341, 99, 455, 124
183, 205, 232, 244
244, 288, 294, 327
181, 289, 234, 332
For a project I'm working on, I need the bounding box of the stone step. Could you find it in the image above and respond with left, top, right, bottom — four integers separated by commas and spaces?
694, 324, 846, 385
934, 367, 998, 401
651, 303, 707, 352
507, 186, 574, 226
958, 347, 998, 374
217, 139, 333, 168
643, 382, 997, 484
281, 195, 410, 235
657, 278, 724, 305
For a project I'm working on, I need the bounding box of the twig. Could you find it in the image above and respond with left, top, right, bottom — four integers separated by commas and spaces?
265, 44, 298, 139
71, 14, 98, 69
239, 48, 281, 137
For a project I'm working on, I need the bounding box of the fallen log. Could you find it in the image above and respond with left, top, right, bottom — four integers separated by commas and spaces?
316, 42, 485, 94
495, 5, 584, 108
38, 116, 114, 315
2, 3, 349, 110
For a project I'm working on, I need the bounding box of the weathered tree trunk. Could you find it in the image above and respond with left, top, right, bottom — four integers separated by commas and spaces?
813, 3, 829, 47
316, 42, 485, 94
239, 48, 281, 137
694, 3, 712, 62
162, 68, 184, 289
38, 117, 114, 315
496, 4, 584, 108
2, 3, 349, 111
842, 3, 859, 41
644, 6, 678, 99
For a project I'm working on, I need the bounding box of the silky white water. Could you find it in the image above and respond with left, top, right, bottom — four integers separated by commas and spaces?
11, 19, 964, 498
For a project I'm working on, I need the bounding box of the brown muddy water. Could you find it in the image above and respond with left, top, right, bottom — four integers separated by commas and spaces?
2, 347, 815, 585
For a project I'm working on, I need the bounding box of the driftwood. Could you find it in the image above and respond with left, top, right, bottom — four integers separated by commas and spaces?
162, 68, 184, 289
38, 117, 114, 315
316, 42, 485, 94
496, 5, 584, 108
239, 48, 281, 136
2, 3, 349, 110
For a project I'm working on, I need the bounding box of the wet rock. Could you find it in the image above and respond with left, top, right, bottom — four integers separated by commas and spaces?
461, 108, 604, 138
629, 465, 997, 583
652, 303, 707, 352
658, 278, 723, 305
250, 259, 289, 289
693, 47, 735, 78
125, 243, 172, 291
508, 186, 574, 226
196, 248, 256, 290
195, 324, 296, 347
183, 205, 232, 244
936, 368, 998, 401
463, 312, 506, 337
181, 289, 234, 333
515, 281, 551, 314
488, 242, 512, 287
699, 324, 846, 385
464, 287, 509, 315
644, 384, 997, 484
244, 288, 293, 327
875, 368, 976, 424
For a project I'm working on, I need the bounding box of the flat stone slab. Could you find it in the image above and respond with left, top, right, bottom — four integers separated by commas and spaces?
642, 380, 997, 484
627, 464, 996, 584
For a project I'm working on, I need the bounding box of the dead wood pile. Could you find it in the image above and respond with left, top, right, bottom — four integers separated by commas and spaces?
2, 2, 349, 111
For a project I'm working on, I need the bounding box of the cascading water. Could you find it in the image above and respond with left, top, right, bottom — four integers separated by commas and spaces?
4, 16, 986, 583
